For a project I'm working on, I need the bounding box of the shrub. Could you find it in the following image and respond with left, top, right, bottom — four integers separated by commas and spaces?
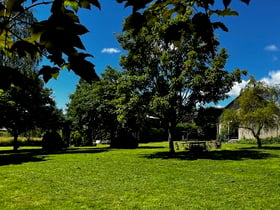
239, 136, 280, 144
217, 131, 228, 142
70, 131, 83, 146
42, 131, 66, 151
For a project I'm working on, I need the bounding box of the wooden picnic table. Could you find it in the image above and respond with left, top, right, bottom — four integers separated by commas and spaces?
181, 141, 207, 151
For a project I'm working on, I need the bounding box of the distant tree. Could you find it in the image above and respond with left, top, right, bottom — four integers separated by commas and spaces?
118, 6, 246, 153
67, 66, 122, 146
221, 77, 280, 148
0, 70, 62, 151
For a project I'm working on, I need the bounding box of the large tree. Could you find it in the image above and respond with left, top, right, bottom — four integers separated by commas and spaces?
118, 6, 246, 153
221, 77, 280, 148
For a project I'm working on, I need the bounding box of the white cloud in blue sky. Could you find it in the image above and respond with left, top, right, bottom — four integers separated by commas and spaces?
227, 80, 248, 97
227, 70, 280, 98
101, 48, 120, 54
264, 44, 279, 52
261, 70, 280, 86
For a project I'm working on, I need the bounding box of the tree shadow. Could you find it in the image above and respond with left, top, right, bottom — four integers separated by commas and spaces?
44, 147, 111, 155
0, 149, 46, 166
141, 149, 278, 161
138, 146, 166, 149
238, 146, 280, 150
0, 147, 110, 166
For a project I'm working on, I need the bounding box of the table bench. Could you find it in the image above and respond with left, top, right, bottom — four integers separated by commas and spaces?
181, 141, 207, 152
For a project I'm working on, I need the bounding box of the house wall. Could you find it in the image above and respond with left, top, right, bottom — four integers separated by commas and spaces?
239, 127, 279, 139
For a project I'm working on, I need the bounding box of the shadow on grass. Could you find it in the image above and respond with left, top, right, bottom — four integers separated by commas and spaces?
138, 146, 166, 149
0, 147, 110, 166
142, 149, 278, 161
238, 146, 280, 150
0, 149, 45, 166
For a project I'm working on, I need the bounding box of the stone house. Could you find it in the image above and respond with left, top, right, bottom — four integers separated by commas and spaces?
218, 96, 280, 141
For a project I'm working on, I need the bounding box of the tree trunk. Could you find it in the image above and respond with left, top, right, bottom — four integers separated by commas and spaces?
252, 127, 262, 149
13, 133, 19, 152
168, 122, 175, 154
256, 136, 262, 148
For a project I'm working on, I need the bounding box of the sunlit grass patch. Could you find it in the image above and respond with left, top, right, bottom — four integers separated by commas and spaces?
0, 142, 279, 209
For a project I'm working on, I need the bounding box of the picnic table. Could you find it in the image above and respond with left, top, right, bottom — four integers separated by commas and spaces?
181, 140, 207, 151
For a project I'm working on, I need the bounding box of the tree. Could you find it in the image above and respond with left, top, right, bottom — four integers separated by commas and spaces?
117, 0, 250, 56
118, 6, 246, 153
67, 66, 122, 146
221, 77, 280, 148
0, 70, 62, 151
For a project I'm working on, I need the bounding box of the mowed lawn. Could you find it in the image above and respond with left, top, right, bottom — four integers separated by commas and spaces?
0, 142, 279, 209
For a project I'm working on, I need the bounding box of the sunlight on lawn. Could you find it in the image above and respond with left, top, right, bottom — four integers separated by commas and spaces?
0, 142, 279, 209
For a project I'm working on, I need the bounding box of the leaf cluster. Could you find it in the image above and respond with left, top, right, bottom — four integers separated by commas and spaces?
0, 0, 100, 87
118, 0, 250, 56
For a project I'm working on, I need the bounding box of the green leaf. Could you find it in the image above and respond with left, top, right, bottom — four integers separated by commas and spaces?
10, 40, 40, 58
73, 24, 89, 35
210, 8, 239, 17
68, 53, 99, 82
212, 22, 229, 32
164, 21, 189, 44
123, 12, 146, 34
79, 0, 91, 9
39, 66, 60, 83
64, 0, 79, 12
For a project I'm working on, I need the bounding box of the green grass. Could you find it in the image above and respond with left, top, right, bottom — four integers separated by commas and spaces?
0, 142, 279, 209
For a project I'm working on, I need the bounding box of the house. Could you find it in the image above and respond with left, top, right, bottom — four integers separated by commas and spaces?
218, 96, 280, 141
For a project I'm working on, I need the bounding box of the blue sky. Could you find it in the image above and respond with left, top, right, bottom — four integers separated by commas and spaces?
33, 0, 280, 110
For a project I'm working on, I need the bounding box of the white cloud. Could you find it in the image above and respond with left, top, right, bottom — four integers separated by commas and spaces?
264, 44, 279, 52
227, 80, 248, 97
226, 70, 280, 98
261, 70, 280, 86
101, 48, 120, 54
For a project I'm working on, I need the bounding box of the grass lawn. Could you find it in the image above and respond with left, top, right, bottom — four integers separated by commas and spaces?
0, 142, 279, 209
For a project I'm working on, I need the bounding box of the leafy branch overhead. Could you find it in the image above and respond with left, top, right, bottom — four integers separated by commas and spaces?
0, 0, 101, 87
118, 0, 250, 55
0, 0, 250, 87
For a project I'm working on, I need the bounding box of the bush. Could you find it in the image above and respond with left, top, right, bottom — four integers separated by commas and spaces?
42, 131, 66, 151
217, 131, 228, 142
262, 136, 280, 144
70, 131, 83, 146
239, 136, 280, 144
